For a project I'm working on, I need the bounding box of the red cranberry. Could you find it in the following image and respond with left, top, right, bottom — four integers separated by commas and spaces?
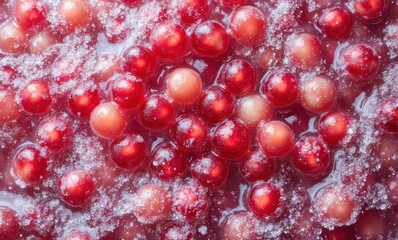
222, 212, 259, 240
191, 20, 229, 57
286, 33, 322, 69
375, 134, 398, 175
110, 134, 146, 170
13, 144, 47, 184
291, 135, 331, 178
29, 31, 55, 54
0, 88, 21, 123
247, 182, 283, 219
113, 214, 149, 240
64, 231, 92, 240
299, 75, 337, 114
261, 70, 299, 108
24, 204, 55, 238
177, 0, 209, 24
322, 226, 355, 240
240, 150, 275, 183
170, 114, 209, 152
160, 223, 194, 240
0, 207, 19, 239
58, 169, 95, 208
229, 6, 266, 45
257, 121, 295, 158
218, 0, 247, 9
0, 21, 27, 54
68, 83, 101, 118
121, 45, 158, 79
52, 56, 83, 84
120, 0, 139, 5
140, 94, 175, 130
220, 59, 257, 96
36, 116, 71, 151
104, 15, 128, 43
20, 79, 51, 114
386, 175, 398, 205
191, 152, 228, 189
353, 0, 388, 22
133, 183, 171, 224
197, 85, 234, 123
172, 180, 209, 222
111, 74, 145, 109
212, 119, 251, 159
166, 68, 203, 105
318, 110, 351, 145
377, 98, 398, 132
151, 22, 188, 61
338, 43, 380, 81
149, 142, 187, 180
13, 0, 48, 29
317, 6, 353, 40
90, 102, 127, 140
237, 94, 273, 128
355, 210, 385, 239
91, 54, 120, 83
57, 0, 91, 32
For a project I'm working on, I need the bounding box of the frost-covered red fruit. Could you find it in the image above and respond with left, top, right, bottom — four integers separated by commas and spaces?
12, 144, 47, 184
68, 83, 100, 118
261, 70, 299, 108
29, 32, 55, 54
355, 210, 386, 239
58, 169, 95, 208
91, 54, 120, 83
247, 182, 283, 219
257, 121, 295, 158
318, 110, 351, 145
291, 135, 331, 178
149, 142, 187, 180
0, 207, 19, 239
110, 134, 146, 170
198, 85, 234, 123
20, 79, 51, 114
90, 102, 127, 140
121, 45, 158, 79
287, 33, 322, 69
14, 0, 48, 29
170, 114, 209, 152
151, 22, 188, 61
237, 94, 273, 128
221, 59, 257, 96
191, 20, 229, 57
212, 119, 251, 159
191, 152, 228, 189
159, 223, 194, 240
166, 68, 203, 105
229, 6, 266, 45
172, 180, 209, 222
133, 183, 171, 224
222, 212, 259, 240
36, 116, 71, 151
140, 94, 175, 130
52, 56, 82, 84
0, 21, 27, 54
240, 150, 275, 183
353, 0, 388, 21
299, 75, 336, 114
112, 74, 145, 109
0, 88, 21, 123
321, 226, 355, 240
377, 98, 398, 132
177, 0, 209, 24
386, 175, 398, 204
58, 0, 91, 32
24, 204, 55, 238
64, 231, 92, 240
317, 6, 353, 40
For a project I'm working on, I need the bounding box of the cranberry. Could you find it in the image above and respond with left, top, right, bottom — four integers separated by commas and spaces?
355, 210, 386, 239
317, 6, 353, 40
170, 114, 209, 152
105, 15, 128, 43
0, 88, 21, 123
120, 0, 140, 5
338, 43, 380, 81
151, 22, 188, 61
52, 56, 83, 84
160, 223, 194, 240
140, 94, 175, 130
191, 20, 229, 57
57, 0, 91, 32
133, 183, 171, 224
90, 102, 127, 140
212, 119, 251, 159
113, 214, 149, 240
220, 59, 257, 96
149, 142, 187, 180
0, 21, 27, 54
166, 68, 203, 105
240, 150, 275, 183
24, 204, 55, 238
12, 144, 47, 184
322, 226, 355, 240
110, 134, 146, 170
291, 135, 331, 178
58, 169, 95, 208
36, 116, 71, 151
229, 6, 266, 45
261, 70, 299, 108
172, 180, 209, 222
20, 79, 51, 114
286, 33, 322, 69
191, 152, 228, 189
218, 0, 247, 9
377, 98, 398, 132
13, 0, 48, 29
247, 182, 283, 219
222, 212, 259, 240
64, 231, 92, 240
257, 121, 295, 158
29, 31, 55, 54
299, 75, 337, 114
353, 0, 388, 22
386, 175, 398, 205
111, 74, 145, 109
68, 83, 101, 118
121, 45, 158, 79
91, 54, 120, 83
0, 207, 19, 239
318, 110, 351, 145
197, 85, 234, 123
237, 94, 273, 128
177, 0, 209, 24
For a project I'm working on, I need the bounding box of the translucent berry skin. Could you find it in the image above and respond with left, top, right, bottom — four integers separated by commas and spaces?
212, 119, 251, 159
170, 114, 209, 152
140, 94, 175, 130
177, 0, 210, 24
14, 0, 48, 29
110, 134, 146, 170
221, 59, 257, 96
191, 152, 228, 189
237, 94, 273, 128
377, 98, 398, 133
20, 79, 51, 114
287, 33, 323, 69
149, 142, 187, 181
229, 6, 266, 45
317, 6, 353, 40
257, 121, 295, 158
240, 150, 275, 183
0, 21, 27, 54
58, 169, 95, 208
222, 212, 259, 240
90, 102, 127, 140
198, 85, 234, 123
111, 75, 145, 109
166, 68, 203, 105
0, 207, 20, 239
36, 116, 71, 151
12, 144, 47, 184
355, 210, 386, 240
0, 88, 21, 123
121, 45, 158, 79
291, 136, 331, 178
318, 110, 351, 145
247, 182, 282, 218
261, 70, 299, 108
151, 22, 188, 61
353, 0, 389, 22
191, 20, 229, 57
57, 0, 91, 32
68, 83, 101, 118
321, 226, 355, 240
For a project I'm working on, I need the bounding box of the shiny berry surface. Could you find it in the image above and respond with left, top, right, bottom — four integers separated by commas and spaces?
110, 134, 146, 170
58, 169, 95, 208
111, 74, 145, 109
149, 142, 187, 180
